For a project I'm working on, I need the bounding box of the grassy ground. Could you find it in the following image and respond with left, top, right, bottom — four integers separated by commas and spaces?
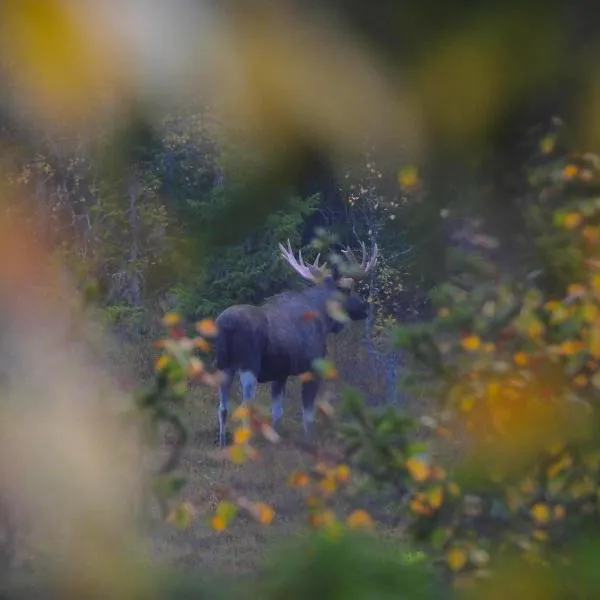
147, 379, 405, 579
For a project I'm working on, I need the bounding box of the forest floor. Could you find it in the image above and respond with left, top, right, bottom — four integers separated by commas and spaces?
147, 381, 406, 580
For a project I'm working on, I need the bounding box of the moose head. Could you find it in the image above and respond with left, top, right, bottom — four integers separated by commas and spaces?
278, 238, 378, 326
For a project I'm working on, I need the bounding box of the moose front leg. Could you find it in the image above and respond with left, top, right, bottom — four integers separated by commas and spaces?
217, 369, 234, 448
270, 379, 287, 430
300, 378, 320, 440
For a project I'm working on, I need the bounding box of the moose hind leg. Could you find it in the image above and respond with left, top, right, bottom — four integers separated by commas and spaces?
218, 369, 234, 448
239, 370, 258, 404
270, 379, 286, 429
300, 379, 320, 440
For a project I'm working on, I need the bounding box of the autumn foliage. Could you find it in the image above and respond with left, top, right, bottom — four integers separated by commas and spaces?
146, 139, 600, 596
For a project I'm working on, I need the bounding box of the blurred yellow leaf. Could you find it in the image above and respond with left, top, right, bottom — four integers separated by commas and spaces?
228, 445, 248, 464
0, 1, 126, 130
559, 340, 583, 355
334, 464, 351, 483
233, 427, 251, 445
532, 529, 549, 541
318, 476, 337, 495
427, 486, 444, 509
547, 454, 572, 479
530, 503, 551, 524
398, 165, 419, 189
563, 165, 579, 180
563, 211, 582, 228
232, 405, 250, 421
539, 135, 556, 154
446, 547, 468, 572
460, 395, 476, 412
581, 302, 599, 322
447, 482, 461, 497
162, 312, 181, 327
526, 319, 545, 338
461, 335, 481, 351
154, 355, 170, 372
514, 352, 530, 367
406, 457, 430, 482
567, 283, 587, 298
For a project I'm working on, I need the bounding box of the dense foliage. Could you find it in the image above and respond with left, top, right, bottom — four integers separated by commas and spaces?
4, 1, 600, 598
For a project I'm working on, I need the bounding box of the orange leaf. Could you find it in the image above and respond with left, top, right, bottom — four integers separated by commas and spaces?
346, 509, 374, 530
410, 493, 433, 516
196, 318, 218, 338
430, 465, 447, 480
256, 503, 275, 525
194, 337, 211, 352
583, 226, 600, 243
211, 515, 227, 531
563, 165, 579, 180
289, 471, 310, 487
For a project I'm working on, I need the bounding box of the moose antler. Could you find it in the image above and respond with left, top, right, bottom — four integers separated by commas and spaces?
341, 240, 378, 280
278, 239, 329, 283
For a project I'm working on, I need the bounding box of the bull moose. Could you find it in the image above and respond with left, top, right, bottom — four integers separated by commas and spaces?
214, 239, 378, 447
